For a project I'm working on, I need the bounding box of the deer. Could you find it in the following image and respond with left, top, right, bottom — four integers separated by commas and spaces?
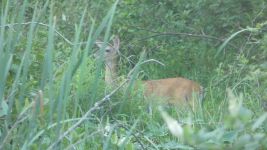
95, 36, 204, 111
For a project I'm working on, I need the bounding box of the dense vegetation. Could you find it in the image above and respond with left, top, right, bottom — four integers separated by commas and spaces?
1, 0, 267, 149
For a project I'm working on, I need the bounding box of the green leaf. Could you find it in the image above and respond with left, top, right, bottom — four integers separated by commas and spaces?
215, 28, 255, 58
0, 100, 8, 117
222, 130, 238, 143
252, 112, 267, 131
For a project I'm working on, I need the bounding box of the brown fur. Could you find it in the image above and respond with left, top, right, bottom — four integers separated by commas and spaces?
143, 78, 203, 107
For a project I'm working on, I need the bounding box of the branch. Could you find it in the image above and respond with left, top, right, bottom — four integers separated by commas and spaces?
0, 22, 87, 46
128, 26, 238, 49
0, 115, 28, 149
0, 93, 43, 149
47, 79, 128, 150
116, 123, 146, 150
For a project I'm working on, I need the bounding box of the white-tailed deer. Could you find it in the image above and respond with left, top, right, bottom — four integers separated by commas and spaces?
95, 36, 204, 109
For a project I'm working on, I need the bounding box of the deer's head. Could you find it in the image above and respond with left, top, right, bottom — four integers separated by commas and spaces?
95, 36, 120, 62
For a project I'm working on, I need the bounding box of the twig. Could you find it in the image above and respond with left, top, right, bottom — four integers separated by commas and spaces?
65, 130, 102, 150
127, 59, 165, 78
143, 135, 160, 150
239, 5, 266, 53
28, 118, 96, 145
0, 21, 87, 46
47, 79, 128, 150
127, 26, 238, 49
0, 115, 28, 149
116, 123, 146, 150
0, 94, 42, 149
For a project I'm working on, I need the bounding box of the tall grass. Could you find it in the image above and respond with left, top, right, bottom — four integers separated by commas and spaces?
0, 0, 266, 150
0, 0, 124, 149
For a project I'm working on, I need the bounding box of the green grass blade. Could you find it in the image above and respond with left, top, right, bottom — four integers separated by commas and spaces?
215, 27, 258, 58
54, 7, 87, 145
90, 0, 119, 104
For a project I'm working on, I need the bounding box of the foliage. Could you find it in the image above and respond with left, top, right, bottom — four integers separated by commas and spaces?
0, 0, 267, 149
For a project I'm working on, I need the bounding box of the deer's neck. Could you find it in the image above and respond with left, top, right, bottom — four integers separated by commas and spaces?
105, 58, 117, 86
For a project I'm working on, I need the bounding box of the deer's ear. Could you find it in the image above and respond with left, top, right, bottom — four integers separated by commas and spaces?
113, 36, 120, 50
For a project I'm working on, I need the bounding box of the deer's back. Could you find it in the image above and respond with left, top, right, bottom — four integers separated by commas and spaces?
143, 77, 202, 105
